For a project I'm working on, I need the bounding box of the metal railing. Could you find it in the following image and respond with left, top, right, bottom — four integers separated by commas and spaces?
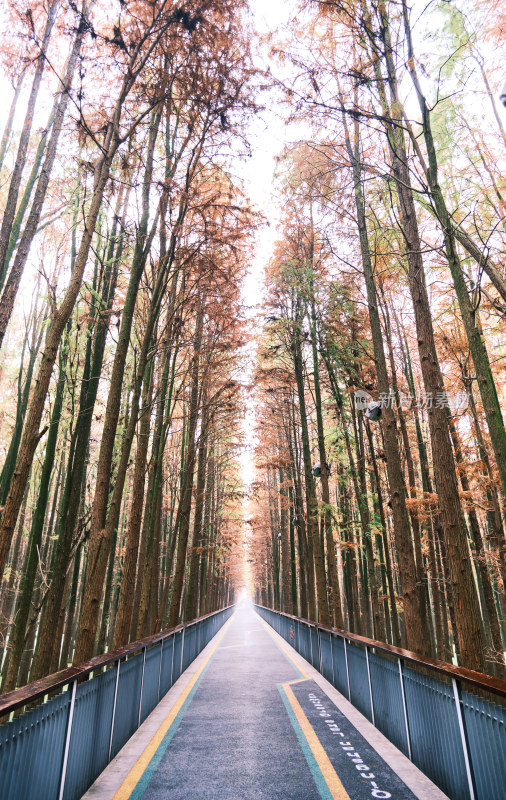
255, 604, 506, 800
0, 605, 234, 800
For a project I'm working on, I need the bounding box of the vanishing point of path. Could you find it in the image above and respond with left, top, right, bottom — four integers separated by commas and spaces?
85, 605, 449, 800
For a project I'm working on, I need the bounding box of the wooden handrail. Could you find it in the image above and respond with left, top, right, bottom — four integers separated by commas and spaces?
0, 605, 234, 717
255, 604, 506, 698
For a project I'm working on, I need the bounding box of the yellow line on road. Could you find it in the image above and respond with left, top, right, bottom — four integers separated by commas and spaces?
112, 619, 232, 800
257, 616, 349, 799
283, 682, 351, 800
257, 617, 310, 679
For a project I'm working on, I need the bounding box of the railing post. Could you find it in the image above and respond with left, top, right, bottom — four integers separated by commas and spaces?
157, 639, 164, 701
398, 657, 412, 761
108, 659, 121, 763
329, 634, 335, 686
58, 678, 77, 800
365, 645, 375, 726
452, 677, 476, 800
180, 628, 185, 675
343, 638, 351, 701
317, 628, 323, 674
138, 647, 146, 728
309, 625, 314, 666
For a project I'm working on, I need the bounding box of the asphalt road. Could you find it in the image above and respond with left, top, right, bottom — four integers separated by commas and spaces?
123, 605, 418, 800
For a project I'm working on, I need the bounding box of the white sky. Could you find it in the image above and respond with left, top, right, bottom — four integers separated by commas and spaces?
236, 0, 294, 491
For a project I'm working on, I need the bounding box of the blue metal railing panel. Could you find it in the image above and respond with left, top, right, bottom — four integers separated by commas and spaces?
299, 622, 310, 662
200, 619, 208, 649
272, 610, 279, 633
269, 608, 276, 633
294, 620, 301, 654
299, 620, 307, 656
254, 605, 506, 800
182, 626, 197, 672
140, 643, 162, 724
283, 616, 290, 642
368, 651, 408, 756
309, 626, 319, 670
347, 642, 372, 722
462, 689, 506, 800
330, 635, 348, 696
202, 618, 211, 648
0, 607, 233, 800
62, 667, 117, 800
159, 636, 174, 698
172, 630, 184, 684
403, 665, 470, 800
182, 628, 191, 672
0, 687, 70, 800
195, 621, 202, 657
319, 630, 333, 684
272, 609, 278, 631
199, 619, 208, 650
110, 652, 143, 759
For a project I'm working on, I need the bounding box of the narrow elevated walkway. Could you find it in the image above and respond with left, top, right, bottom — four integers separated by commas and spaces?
85, 604, 448, 800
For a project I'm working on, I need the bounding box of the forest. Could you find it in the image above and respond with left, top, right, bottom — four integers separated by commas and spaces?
0, 0, 505, 697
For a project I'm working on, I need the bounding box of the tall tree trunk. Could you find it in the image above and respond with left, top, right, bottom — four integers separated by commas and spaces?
59, 542, 82, 669
73, 112, 171, 662
323, 358, 378, 637
289, 399, 310, 619
184, 392, 209, 621
1, 109, 56, 289
30, 202, 125, 679
269, 468, 281, 611
0, 69, 27, 172
138, 335, 180, 635
199, 446, 215, 617
0, 8, 89, 344
0, 296, 46, 505
468, 389, 506, 586
96, 520, 120, 655
166, 307, 204, 628
308, 258, 342, 627
0, 0, 60, 280
0, 99, 126, 583
365, 421, 401, 645
1, 336, 67, 691
397, 325, 449, 660
343, 110, 429, 652
372, 9, 486, 669
279, 464, 293, 615
448, 415, 503, 674
0, 1, 172, 588
292, 323, 329, 625
0, 474, 30, 671
113, 363, 154, 645
401, 3, 506, 504
380, 289, 432, 650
